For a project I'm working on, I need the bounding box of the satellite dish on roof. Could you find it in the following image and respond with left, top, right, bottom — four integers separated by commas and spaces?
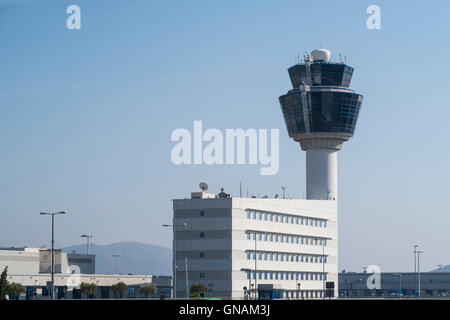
199, 182, 208, 191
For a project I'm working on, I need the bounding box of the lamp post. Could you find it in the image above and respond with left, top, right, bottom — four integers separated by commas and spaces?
185, 257, 189, 299
413, 245, 418, 296
112, 254, 120, 274
417, 250, 424, 298
254, 231, 258, 300
393, 273, 402, 298
321, 237, 332, 299
163, 222, 188, 299
80, 234, 93, 254
40, 210, 68, 300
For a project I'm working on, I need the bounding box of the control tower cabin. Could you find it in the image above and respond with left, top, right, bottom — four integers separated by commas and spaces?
279, 49, 363, 200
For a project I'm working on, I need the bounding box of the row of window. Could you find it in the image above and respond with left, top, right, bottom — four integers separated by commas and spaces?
246, 250, 327, 264
285, 290, 325, 299
246, 209, 327, 228
246, 231, 328, 247
246, 270, 327, 281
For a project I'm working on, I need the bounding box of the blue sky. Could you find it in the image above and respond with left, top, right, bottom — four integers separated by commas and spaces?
1, 0, 449, 272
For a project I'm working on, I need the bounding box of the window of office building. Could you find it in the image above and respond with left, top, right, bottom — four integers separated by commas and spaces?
200, 210, 205, 216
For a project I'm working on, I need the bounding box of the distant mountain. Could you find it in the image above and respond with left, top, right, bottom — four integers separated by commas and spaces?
63, 242, 171, 276
431, 265, 450, 272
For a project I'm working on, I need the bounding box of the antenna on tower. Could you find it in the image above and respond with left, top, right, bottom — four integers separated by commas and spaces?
199, 182, 208, 192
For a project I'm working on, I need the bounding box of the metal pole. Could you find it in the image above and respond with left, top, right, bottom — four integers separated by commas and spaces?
417, 251, 423, 298
254, 231, 257, 300
414, 245, 417, 296
51, 214, 55, 300
173, 223, 176, 299
87, 236, 90, 255
322, 239, 325, 299
185, 257, 189, 299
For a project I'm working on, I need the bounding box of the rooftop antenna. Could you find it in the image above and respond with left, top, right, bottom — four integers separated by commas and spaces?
437, 264, 443, 272
199, 182, 208, 192
339, 53, 342, 63
344, 56, 347, 64
240, 182, 242, 197
281, 186, 286, 199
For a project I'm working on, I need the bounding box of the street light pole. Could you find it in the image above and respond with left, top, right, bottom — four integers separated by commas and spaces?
321, 237, 331, 299
322, 239, 325, 299
40, 210, 68, 300
417, 250, 423, 298
413, 245, 418, 296
163, 223, 187, 299
81, 234, 93, 255
185, 257, 189, 299
254, 231, 257, 300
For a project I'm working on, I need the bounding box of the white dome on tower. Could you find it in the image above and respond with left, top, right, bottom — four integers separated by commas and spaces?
311, 48, 331, 62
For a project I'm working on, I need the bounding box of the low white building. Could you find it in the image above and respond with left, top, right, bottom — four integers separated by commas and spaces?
0, 247, 172, 300
5, 273, 172, 299
0, 247, 95, 275
173, 190, 338, 299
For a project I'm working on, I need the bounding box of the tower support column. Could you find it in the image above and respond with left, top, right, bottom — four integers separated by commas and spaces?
306, 149, 337, 200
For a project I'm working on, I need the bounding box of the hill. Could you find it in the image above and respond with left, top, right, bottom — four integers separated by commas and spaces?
63, 242, 171, 276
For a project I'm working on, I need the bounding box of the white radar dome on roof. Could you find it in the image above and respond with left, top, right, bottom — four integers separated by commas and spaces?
311, 48, 331, 62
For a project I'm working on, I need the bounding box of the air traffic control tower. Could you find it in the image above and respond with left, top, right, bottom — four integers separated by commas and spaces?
279, 49, 363, 200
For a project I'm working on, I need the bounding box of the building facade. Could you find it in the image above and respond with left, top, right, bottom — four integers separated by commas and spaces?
5, 273, 172, 300
173, 192, 338, 299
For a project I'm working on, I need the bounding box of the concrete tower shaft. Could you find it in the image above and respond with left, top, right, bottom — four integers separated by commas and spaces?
279, 49, 363, 200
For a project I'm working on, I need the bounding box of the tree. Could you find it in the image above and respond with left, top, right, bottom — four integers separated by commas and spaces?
79, 282, 98, 299
139, 284, 156, 298
190, 283, 206, 298
0, 267, 8, 300
112, 282, 127, 299
6, 282, 25, 300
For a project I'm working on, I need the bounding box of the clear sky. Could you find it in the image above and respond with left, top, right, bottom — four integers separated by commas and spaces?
1, 0, 449, 272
